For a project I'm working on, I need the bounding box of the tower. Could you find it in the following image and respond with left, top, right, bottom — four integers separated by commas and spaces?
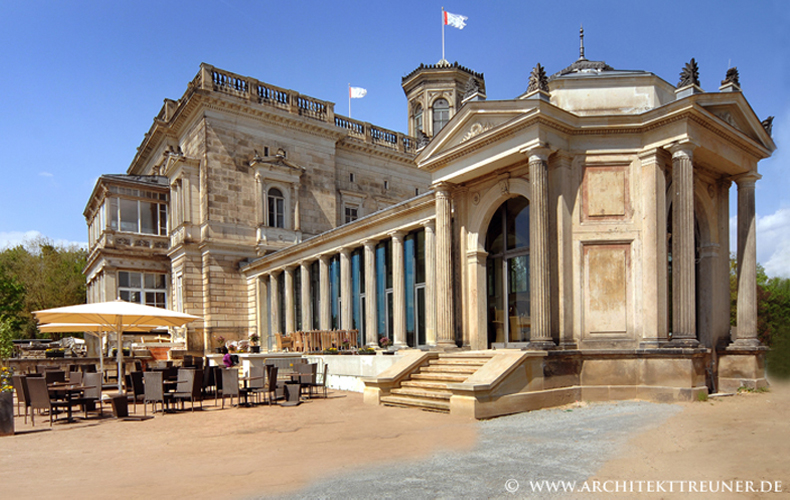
401, 61, 486, 139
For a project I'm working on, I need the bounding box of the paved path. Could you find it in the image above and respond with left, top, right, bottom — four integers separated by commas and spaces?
266, 401, 682, 499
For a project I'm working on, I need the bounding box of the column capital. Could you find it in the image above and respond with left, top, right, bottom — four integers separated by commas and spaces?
388, 229, 406, 241
520, 143, 552, 162
421, 219, 436, 231
339, 246, 353, 257
732, 171, 762, 186
362, 238, 378, 248
433, 181, 455, 197
665, 140, 700, 159
638, 147, 671, 164
319, 253, 331, 264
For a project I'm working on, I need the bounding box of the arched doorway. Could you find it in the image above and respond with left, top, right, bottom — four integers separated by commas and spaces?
485, 196, 531, 347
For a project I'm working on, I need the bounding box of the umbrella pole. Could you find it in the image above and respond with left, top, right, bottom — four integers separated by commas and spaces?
99, 331, 104, 383
117, 318, 123, 393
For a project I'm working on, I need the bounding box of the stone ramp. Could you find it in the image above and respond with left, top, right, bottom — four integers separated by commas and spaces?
380, 352, 494, 413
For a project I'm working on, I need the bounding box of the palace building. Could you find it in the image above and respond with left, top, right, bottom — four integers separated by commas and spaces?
84, 45, 775, 417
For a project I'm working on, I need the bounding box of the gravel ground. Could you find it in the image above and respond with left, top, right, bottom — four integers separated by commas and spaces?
264, 401, 682, 500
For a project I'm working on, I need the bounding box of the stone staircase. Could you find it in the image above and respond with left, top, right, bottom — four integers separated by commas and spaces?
379, 352, 494, 413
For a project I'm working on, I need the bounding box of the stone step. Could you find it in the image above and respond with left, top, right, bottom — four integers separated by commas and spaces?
438, 352, 496, 359
429, 358, 489, 367
401, 380, 450, 391
420, 365, 478, 374
391, 387, 451, 400
380, 395, 450, 412
411, 372, 468, 383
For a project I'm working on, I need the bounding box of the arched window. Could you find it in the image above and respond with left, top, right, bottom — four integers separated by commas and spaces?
432, 98, 449, 134
414, 104, 423, 134
268, 188, 284, 228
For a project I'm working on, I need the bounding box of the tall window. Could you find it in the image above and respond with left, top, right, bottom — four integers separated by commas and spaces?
109, 197, 167, 236
432, 98, 449, 134
414, 104, 423, 134
268, 188, 285, 228
118, 271, 167, 308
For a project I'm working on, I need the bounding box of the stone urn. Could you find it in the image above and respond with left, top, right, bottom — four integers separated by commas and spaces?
0, 391, 13, 436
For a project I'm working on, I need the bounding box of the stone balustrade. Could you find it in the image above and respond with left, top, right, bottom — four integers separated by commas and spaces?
187, 64, 415, 154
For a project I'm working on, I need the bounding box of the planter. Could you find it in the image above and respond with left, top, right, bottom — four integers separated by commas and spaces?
215, 347, 224, 354
250, 346, 261, 353
45, 350, 65, 358
0, 391, 13, 436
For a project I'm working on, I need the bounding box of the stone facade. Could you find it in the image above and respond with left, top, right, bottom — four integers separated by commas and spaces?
86, 54, 775, 416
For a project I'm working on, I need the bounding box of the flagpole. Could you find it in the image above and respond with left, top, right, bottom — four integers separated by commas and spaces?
348, 83, 351, 118
441, 7, 445, 61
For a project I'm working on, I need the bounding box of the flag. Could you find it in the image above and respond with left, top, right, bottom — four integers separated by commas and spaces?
444, 11, 467, 30
349, 87, 367, 99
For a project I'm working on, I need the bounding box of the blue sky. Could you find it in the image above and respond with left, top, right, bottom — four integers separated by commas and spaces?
1, 1, 789, 276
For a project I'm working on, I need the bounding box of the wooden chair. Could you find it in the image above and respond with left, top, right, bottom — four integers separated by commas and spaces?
292, 332, 304, 353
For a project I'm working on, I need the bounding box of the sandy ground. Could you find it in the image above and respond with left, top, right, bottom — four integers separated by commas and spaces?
2, 384, 788, 499
585, 382, 790, 499
0, 392, 476, 500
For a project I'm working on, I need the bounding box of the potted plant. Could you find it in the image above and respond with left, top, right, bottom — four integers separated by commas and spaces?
46, 347, 66, 358
110, 347, 130, 357
214, 335, 226, 353
249, 333, 261, 353
357, 347, 376, 355
323, 347, 338, 355
1, 322, 14, 436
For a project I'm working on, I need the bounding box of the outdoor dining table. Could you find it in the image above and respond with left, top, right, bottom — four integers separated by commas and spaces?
47, 382, 95, 423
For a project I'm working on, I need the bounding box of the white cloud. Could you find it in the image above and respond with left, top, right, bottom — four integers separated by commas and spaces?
0, 231, 87, 250
729, 208, 790, 278
38, 172, 53, 178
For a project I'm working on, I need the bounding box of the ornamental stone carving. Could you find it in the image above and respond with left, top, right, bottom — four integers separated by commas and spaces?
678, 58, 700, 88
721, 67, 740, 87
461, 122, 493, 142
762, 116, 774, 136
527, 63, 549, 93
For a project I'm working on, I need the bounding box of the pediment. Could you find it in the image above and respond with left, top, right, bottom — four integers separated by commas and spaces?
250, 152, 305, 184
698, 99, 774, 150
418, 101, 539, 163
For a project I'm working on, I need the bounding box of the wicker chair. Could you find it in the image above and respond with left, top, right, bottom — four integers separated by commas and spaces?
143, 371, 167, 416
219, 369, 240, 409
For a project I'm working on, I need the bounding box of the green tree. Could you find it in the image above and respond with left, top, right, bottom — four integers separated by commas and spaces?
0, 237, 88, 339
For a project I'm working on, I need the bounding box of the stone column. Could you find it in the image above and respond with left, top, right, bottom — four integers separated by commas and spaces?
733, 173, 762, 347
639, 149, 669, 347
390, 231, 407, 348
319, 254, 331, 330
300, 261, 312, 331
435, 183, 455, 348
269, 272, 281, 335
667, 143, 699, 347
254, 173, 264, 227
258, 275, 270, 351
526, 147, 555, 349
363, 239, 378, 346
423, 221, 437, 346
284, 267, 295, 334
292, 183, 301, 232
340, 247, 352, 330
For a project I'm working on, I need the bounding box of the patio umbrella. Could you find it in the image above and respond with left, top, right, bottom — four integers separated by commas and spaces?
38, 323, 163, 379
33, 300, 201, 392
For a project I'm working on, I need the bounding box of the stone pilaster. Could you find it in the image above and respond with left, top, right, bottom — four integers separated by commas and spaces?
319, 255, 331, 330
732, 172, 762, 348
363, 239, 378, 346
526, 147, 554, 349
284, 266, 295, 334
423, 220, 437, 346
300, 261, 312, 331
254, 173, 264, 227
435, 183, 455, 348
667, 143, 699, 347
292, 183, 301, 231
390, 231, 407, 348
269, 272, 281, 335
258, 274, 270, 351
340, 247, 352, 330
639, 149, 669, 347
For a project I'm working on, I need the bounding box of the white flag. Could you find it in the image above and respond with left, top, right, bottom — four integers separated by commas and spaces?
444, 11, 467, 30
349, 87, 367, 98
